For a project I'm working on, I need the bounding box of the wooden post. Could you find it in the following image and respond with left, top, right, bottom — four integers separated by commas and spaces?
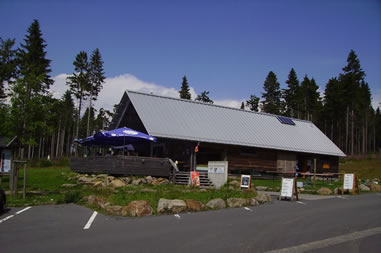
23, 162, 27, 199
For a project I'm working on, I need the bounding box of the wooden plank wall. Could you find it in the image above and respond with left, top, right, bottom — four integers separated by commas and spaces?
70, 155, 173, 177
227, 146, 277, 173
277, 152, 297, 172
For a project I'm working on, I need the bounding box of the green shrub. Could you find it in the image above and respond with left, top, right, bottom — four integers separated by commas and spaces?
63, 190, 81, 203
39, 159, 52, 167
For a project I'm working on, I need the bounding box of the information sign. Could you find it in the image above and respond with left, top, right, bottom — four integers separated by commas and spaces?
208, 166, 225, 174
343, 174, 354, 190
281, 178, 294, 198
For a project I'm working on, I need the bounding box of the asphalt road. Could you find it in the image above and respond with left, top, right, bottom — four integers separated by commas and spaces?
0, 193, 380, 253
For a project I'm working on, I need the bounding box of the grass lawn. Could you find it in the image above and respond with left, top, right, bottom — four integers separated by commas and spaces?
1, 165, 257, 212
252, 178, 342, 193
1, 166, 76, 206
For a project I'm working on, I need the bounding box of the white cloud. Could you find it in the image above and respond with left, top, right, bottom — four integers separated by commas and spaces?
214, 99, 244, 109
51, 73, 200, 112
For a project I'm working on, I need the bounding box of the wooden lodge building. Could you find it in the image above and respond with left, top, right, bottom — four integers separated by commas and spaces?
109, 90, 345, 175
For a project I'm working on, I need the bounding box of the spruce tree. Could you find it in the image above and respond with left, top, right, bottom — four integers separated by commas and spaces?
246, 95, 259, 112
195, 91, 213, 104
0, 38, 17, 102
17, 19, 53, 95
339, 50, 365, 154
283, 68, 300, 118
87, 48, 105, 136
261, 71, 282, 115
299, 76, 321, 122
66, 51, 90, 138
10, 19, 53, 155
179, 75, 191, 99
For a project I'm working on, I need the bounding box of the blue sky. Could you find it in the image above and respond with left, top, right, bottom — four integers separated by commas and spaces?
1, 0, 381, 110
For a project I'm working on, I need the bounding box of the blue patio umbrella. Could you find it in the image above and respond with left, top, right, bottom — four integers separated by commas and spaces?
76, 127, 156, 147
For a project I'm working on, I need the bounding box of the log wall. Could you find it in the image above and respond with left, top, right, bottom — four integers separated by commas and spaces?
70, 155, 174, 177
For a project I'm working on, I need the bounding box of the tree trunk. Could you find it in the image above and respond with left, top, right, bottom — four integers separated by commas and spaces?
42, 136, 45, 158
56, 120, 61, 158
76, 91, 83, 139
87, 85, 93, 137
51, 132, 55, 159
38, 136, 42, 159
345, 106, 349, 154
351, 109, 354, 156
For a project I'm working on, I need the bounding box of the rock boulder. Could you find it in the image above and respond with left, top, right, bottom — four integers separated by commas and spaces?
317, 187, 333, 195
206, 198, 226, 209
227, 198, 248, 208
255, 192, 272, 203
111, 179, 126, 188
185, 199, 204, 211
157, 199, 187, 213
123, 200, 153, 217
359, 184, 370, 192
370, 183, 381, 192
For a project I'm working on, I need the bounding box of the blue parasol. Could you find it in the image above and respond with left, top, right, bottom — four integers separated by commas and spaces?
75, 127, 156, 147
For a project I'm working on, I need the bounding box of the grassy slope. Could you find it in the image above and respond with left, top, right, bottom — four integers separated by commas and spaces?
339, 157, 381, 179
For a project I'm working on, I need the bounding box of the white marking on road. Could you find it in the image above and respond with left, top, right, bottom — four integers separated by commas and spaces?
265, 226, 381, 253
296, 201, 306, 205
0, 215, 15, 224
0, 206, 32, 224
15, 206, 32, 215
337, 196, 347, 200
244, 207, 253, 211
84, 211, 98, 230
174, 214, 181, 219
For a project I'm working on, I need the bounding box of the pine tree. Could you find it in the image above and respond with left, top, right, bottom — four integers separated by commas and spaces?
339, 50, 365, 155
66, 51, 90, 139
87, 48, 105, 136
283, 68, 300, 118
240, 102, 245, 110
0, 37, 17, 102
179, 75, 191, 100
10, 19, 53, 157
195, 91, 213, 104
246, 95, 259, 112
261, 71, 282, 115
299, 76, 321, 122
17, 19, 53, 95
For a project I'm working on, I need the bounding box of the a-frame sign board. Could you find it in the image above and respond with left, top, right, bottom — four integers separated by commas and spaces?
280, 177, 299, 201
342, 173, 360, 195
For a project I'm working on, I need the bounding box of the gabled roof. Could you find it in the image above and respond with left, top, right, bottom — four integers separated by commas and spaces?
111, 90, 345, 157
0, 136, 17, 148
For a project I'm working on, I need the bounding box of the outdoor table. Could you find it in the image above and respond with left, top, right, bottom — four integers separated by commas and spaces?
265, 171, 296, 181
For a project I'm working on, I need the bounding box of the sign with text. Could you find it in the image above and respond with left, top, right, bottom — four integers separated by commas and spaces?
343, 174, 354, 190
208, 166, 225, 174
1, 149, 11, 173
281, 178, 295, 198
240, 175, 251, 189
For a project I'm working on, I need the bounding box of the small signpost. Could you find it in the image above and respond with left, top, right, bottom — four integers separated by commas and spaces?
240, 175, 251, 189
342, 173, 360, 195
280, 177, 298, 201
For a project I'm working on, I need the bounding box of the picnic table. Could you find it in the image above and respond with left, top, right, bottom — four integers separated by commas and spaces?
299, 172, 336, 185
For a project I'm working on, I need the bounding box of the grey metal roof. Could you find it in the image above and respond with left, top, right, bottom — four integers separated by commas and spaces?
121, 90, 345, 157
0, 136, 17, 148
